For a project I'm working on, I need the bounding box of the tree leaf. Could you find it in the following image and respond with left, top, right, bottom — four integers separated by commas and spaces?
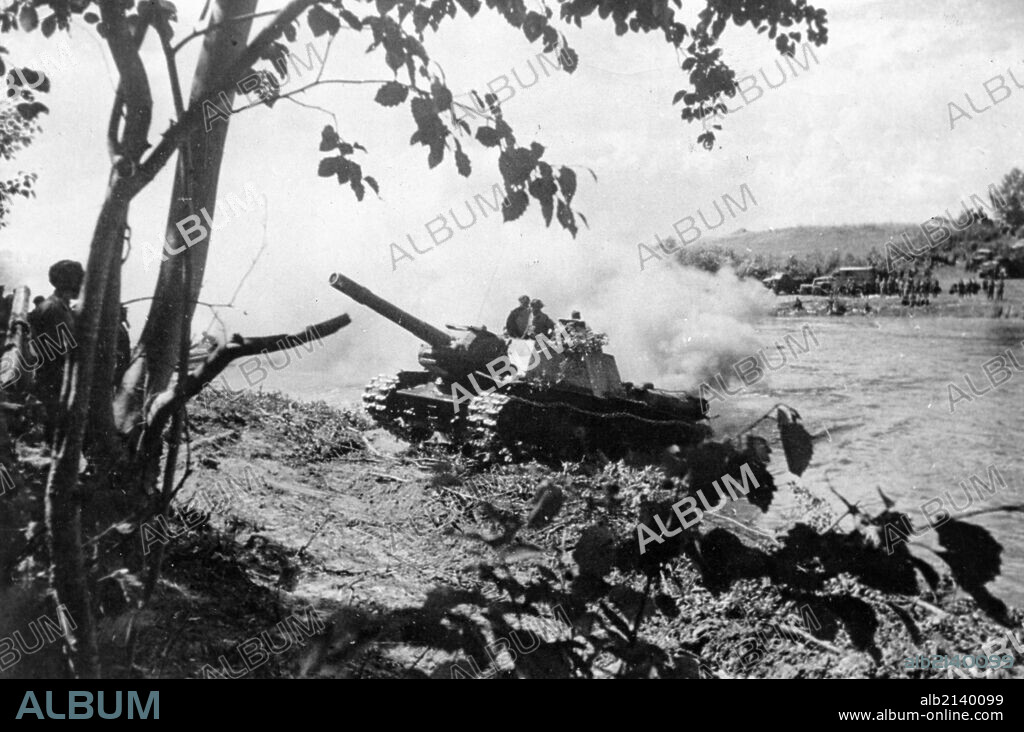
455, 0, 481, 17
523, 11, 546, 42
364, 176, 380, 195
18, 5, 38, 33
557, 199, 577, 236
455, 148, 471, 177
376, 0, 399, 15
317, 157, 338, 177
307, 5, 340, 37
431, 80, 452, 110
540, 196, 554, 226
15, 102, 47, 121
498, 147, 536, 186
338, 9, 362, 31
41, 14, 57, 38
374, 81, 408, 107
502, 190, 528, 222
335, 159, 353, 184
560, 46, 579, 73
559, 167, 577, 205
413, 5, 431, 35
427, 141, 444, 169
475, 127, 501, 147
350, 176, 365, 201
319, 125, 340, 152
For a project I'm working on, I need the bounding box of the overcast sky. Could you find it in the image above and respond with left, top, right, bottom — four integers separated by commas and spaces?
1, 0, 1023, 387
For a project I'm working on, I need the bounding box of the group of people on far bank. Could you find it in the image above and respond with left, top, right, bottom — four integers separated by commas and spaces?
950, 276, 1004, 300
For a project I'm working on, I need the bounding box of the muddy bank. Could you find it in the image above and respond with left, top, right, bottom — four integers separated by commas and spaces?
3, 388, 1020, 679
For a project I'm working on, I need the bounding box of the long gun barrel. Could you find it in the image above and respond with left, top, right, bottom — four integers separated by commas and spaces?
0, 287, 32, 395
329, 273, 452, 349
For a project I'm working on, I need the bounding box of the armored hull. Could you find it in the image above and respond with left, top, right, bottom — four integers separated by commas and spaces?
362, 369, 710, 462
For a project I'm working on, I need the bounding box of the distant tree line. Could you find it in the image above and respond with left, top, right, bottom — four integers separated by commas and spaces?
663, 167, 1024, 281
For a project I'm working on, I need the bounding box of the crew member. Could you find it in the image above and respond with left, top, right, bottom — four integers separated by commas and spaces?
28, 260, 84, 442
504, 295, 531, 338
525, 298, 555, 338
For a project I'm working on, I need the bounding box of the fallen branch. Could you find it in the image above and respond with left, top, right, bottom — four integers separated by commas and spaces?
148, 313, 351, 429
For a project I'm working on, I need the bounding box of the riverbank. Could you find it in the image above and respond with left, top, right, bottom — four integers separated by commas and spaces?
7, 388, 1019, 679
773, 294, 1022, 319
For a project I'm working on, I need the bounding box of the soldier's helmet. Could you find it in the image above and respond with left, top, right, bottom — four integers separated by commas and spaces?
49, 260, 85, 294
530, 298, 544, 309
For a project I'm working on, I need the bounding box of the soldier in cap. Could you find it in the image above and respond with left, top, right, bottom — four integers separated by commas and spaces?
504, 295, 531, 338
525, 298, 555, 339
27, 259, 84, 442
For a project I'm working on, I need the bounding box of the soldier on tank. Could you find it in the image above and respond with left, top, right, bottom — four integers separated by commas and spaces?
504, 295, 531, 338
525, 298, 555, 339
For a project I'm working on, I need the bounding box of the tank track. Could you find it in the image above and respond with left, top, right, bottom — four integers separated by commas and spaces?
463, 392, 520, 463
362, 373, 434, 443
462, 390, 710, 464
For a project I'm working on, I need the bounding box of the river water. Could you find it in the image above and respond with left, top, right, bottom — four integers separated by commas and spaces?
267, 314, 1024, 608
711, 316, 1024, 609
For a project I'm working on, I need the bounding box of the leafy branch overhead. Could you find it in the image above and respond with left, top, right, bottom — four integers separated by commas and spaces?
0, 41, 49, 228
3, 0, 827, 237
303, 0, 827, 235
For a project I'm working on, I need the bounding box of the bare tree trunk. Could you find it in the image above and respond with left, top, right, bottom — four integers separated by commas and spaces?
116, 1, 258, 440
45, 183, 131, 679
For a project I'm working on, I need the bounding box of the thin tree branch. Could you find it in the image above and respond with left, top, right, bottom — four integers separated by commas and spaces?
172, 10, 282, 54
230, 77, 400, 114
283, 96, 338, 128
120, 297, 234, 308
135, 0, 318, 190
157, 24, 185, 118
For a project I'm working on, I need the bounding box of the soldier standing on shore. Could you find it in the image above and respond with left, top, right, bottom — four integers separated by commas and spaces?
27, 260, 84, 443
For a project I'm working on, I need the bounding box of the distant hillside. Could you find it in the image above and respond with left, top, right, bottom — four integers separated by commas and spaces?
707, 224, 917, 259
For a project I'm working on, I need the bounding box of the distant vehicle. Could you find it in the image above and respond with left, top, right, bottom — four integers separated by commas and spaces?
832, 267, 876, 295
809, 276, 833, 296
762, 272, 800, 295
979, 259, 1009, 278
968, 248, 995, 272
